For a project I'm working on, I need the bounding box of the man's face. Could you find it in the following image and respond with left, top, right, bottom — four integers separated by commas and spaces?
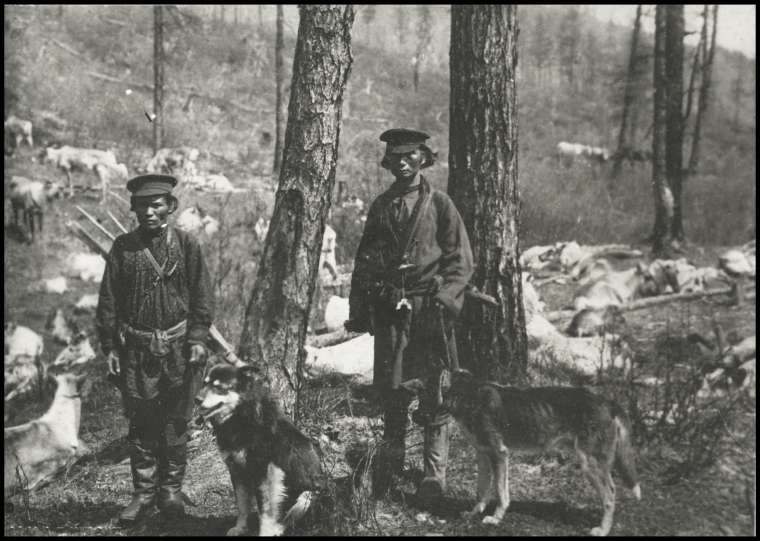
387, 148, 424, 181
132, 195, 171, 231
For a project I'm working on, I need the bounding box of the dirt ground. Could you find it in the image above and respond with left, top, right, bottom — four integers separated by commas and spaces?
3, 157, 756, 536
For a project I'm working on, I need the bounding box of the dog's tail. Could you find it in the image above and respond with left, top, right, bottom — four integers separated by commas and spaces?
282, 490, 314, 525
612, 405, 642, 500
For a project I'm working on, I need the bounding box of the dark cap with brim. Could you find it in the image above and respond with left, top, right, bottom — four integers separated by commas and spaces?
126, 174, 178, 197
380, 128, 430, 155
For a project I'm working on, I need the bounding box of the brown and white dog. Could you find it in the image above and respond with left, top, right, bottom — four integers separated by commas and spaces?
401, 369, 642, 536
194, 363, 326, 536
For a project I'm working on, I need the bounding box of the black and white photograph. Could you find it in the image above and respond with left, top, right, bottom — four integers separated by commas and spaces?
4, 4, 755, 536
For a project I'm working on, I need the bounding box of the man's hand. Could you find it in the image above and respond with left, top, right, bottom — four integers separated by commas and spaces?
107, 350, 121, 376
189, 343, 207, 367
344, 318, 369, 334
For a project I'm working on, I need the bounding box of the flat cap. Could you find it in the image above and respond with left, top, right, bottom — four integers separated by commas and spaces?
126, 174, 178, 197
380, 128, 430, 154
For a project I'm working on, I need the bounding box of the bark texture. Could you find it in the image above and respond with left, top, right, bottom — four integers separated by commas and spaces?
238, 5, 355, 420
273, 4, 285, 175
152, 5, 164, 153
651, 5, 674, 254
665, 5, 685, 242
448, 5, 527, 383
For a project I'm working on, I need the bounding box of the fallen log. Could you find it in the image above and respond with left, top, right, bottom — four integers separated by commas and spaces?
546, 285, 756, 322
306, 327, 363, 348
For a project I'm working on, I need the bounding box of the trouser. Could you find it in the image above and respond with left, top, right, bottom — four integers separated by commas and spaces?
124, 371, 202, 503
373, 385, 452, 496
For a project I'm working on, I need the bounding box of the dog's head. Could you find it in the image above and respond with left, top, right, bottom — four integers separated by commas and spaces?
194, 361, 270, 428
399, 368, 476, 411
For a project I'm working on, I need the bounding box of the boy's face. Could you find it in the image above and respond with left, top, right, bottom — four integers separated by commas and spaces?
132, 195, 171, 231
387, 148, 424, 181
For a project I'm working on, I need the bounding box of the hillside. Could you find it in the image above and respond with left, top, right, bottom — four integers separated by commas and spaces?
4, 5, 756, 247
3, 5, 756, 538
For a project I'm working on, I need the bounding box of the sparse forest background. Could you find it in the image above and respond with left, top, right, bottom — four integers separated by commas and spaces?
4, 4, 756, 251
3, 5, 756, 537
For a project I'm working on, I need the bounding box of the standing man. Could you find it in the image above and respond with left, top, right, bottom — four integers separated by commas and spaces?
96, 174, 214, 524
345, 129, 474, 505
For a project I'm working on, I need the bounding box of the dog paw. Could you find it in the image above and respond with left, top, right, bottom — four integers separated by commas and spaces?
259, 522, 285, 537
463, 502, 486, 519
482, 515, 501, 525
590, 526, 608, 537
225, 525, 250, 536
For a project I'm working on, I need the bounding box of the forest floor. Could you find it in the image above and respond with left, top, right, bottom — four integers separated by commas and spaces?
3, 151, 755, 537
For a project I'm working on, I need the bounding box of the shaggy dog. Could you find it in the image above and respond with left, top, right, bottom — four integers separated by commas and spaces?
401, 369, 642, 536
195, 363, 326, 536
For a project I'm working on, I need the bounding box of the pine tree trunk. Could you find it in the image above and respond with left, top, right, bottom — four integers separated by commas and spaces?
153, 5, 164, 154
273, 5, 285, 175
688, 5, 718, 174
238, 5, 355, 421
613, 5, 643, 179
665, 5, 685, 243
448, 5, 527, 384
651, 5, 673, 254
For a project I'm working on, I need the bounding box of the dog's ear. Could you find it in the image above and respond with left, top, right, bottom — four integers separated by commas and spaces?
439, 369, 451, 394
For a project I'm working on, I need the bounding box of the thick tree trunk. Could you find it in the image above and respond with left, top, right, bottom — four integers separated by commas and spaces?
651, 5, 673, 254
153, 5, 164, 154
688, 5, 718, 174
273, 5, 285, 175
448, 5, 527, 384
238, 5, 354, 421
665, 5, 685, 243
613, 4, 643, 179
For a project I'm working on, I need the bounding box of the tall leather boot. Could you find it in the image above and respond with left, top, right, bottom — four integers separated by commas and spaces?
119, 435, 158, 525
372, 401, 408, 498
416, 420, 451, 507
158, 422, 189, 519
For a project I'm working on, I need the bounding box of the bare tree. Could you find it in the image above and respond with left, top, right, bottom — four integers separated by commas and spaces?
683, 6, 706, 128
153, 5, 164, 154
529, 11, 553, 86
688, 5, 718, 174
273, 5, 285, 175
665, 5, 685, 243
651, 5, 674, 254
612, 4, 643, 178
238, 5, 355, 420
558, 6, 582, 92
412, 5, 433, 92
449, 5, 527, 383
731, 53, 747, 131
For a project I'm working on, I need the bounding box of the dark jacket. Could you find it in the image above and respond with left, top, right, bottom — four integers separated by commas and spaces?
348, 176, 474, 390
96, 225, 214, 399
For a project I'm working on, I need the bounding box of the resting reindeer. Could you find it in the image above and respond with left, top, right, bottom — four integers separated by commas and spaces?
4, 371, 87, 497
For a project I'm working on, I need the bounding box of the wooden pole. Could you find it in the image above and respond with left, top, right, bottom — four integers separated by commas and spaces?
107, 210, 128, 234
75, 206, 116, 241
